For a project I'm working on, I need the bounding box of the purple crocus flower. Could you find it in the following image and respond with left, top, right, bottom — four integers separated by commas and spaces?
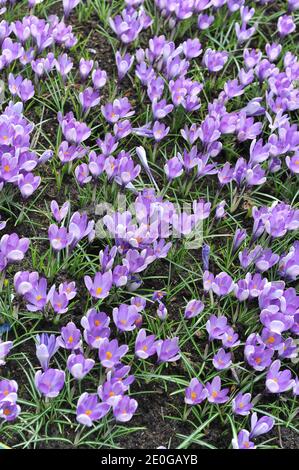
261, 328, 282, 349
47, 285, 69, 314
130, 296, 146, 312
206, 315, 229, 340
232, 430, 255, 449
36, 333, 59, 371
107, 364, 134, 391
14, 271, 39, 296
255, 249, 279, 272
215, 200, 226, 219
58, 111, 91, 144
59, 281, 76, 301
198, 14, 215, 30
211, 272, 235, 296
113, 304, 139, 332
135, 328, 157, 359
218, 162, 234, 185
109, 7, 152, 44
18, 78, 35, 102
227, 0, 244, 13
184, 299, 204, 319
75, 163, 92, 185
57, 322, 82, 350
266, 360, 294, 393
55, 53, 73, 79
235, 23, 256, 44
50, 200, 70, 223
221, 327, 240, 349
278, 338, 298, 359
156, 337, 180, 363
164, 157, 184, 180
0, 233, 30, 271
0, 401, 21, 422
153, 121, 169, 142
152, 99, 173, 120
279, 242, 299, 280
232, 228, 247, 252
76, 392, 110, 427
181, 123, 201, 145
265, 43, 282, 62
286, 154, 299, 174
239, 246, 262, 269
92, 69, 107, 89
152, 291, 166, 302
79, 58, 94, 80
201, 244, 210, 272
83, 325, 111, 350
98, 338, 129, 368
212, 348, 232, 370
293, 377, 299, 396
115, 51, 134, 80
245, 343, 274, 371
35, 368, 65, 398
185, 378, 208, 405
247, 273, 267, 298
115, 154, 141, 186
81, 308, 110, 332
25, 277, 48, 312
250, 412, 275, 438
101, 97, 134, 124
202, 49, 228, 72
157, 302, 168, 320
68, 211, 95, 247
206, 376, 230, 403
0, 340, 13, 365
260, 306, 293, 334
98, 380, 125, 406
113, 265, 129, 287
67, 353, 95, 379
277, 15, 296, 37
113, 396, 138, 422
8, 74, 34, 101
58, 141, 86, 164
288, 0, 299, 11
84, 270, 113, 299
79, 87, 101, 112
0, 379, 18, 403
232, 392, 253, 416
234, 278, 249, 302
182, 38, 202, 59
63, 0, 80, 18
48, 224, 73, 251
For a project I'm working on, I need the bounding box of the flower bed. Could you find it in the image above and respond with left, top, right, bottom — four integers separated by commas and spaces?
0, 0, 298, 450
